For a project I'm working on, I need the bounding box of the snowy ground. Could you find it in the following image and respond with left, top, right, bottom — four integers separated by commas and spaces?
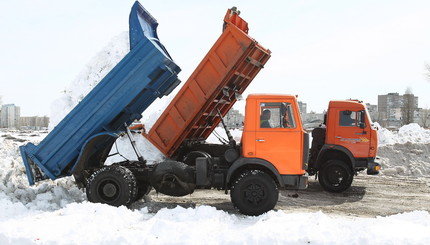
1, 33, 429, 244
1, 125, 430, 244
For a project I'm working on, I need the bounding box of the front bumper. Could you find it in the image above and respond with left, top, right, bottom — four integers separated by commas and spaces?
366, 159, 380, 175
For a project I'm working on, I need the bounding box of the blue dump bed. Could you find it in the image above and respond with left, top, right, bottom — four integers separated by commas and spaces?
20, 1, 181, 185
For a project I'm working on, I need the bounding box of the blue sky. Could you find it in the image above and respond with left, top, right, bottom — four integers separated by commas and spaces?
1, 0, 429, 116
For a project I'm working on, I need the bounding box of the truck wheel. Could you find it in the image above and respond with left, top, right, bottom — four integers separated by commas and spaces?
86, 165, 137, 206
318, 160, 353, 193
230, 170, 278, 216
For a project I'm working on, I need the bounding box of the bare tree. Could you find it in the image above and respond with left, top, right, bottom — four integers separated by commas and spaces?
401, 88, 416, 125
420, 107, 430, 128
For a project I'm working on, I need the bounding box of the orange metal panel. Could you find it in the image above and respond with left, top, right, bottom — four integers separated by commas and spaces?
325, 100, 378, 158
242, 94, 306, 175
145, 8, 271, 157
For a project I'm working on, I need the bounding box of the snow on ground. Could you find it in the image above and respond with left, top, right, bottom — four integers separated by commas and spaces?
0, 201, 428, 245
1, 129, 430, 245
1, 34, 430, 244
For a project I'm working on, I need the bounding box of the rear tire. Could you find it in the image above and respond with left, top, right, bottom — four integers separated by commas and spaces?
86, 165, 137, 206
318, 160, 353, 193
230, 170, 278, 216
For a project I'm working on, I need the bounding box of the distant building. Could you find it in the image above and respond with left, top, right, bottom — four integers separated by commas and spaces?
0, 104, 20, 128
20, 116, 50, 130
365, 103, 378, 122
378, 93, 402, 128
377, 92, 419, 128
302, 111, 325, 130
224, 109, 244, 129
298, 101, 325, 129
298, 101, 307, 115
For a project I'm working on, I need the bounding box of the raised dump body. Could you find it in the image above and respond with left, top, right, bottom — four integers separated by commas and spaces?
145, 7, 271, 157
20, 1, 181, 185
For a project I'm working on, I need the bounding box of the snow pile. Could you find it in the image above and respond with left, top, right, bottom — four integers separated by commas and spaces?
376, 124, 397, 145
47, 32, 175, 163
0, 132, 85, 212
378, 143, 430, 177
377, 123, 430, 145
105, 133, 165, 164
375, 123, 430, 177
49, 32, 130, 130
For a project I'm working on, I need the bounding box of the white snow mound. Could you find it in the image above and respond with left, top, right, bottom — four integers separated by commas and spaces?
377, 123, 430, 145
49, 32, 130, 130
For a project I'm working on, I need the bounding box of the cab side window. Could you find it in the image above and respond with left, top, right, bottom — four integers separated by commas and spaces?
339, 111, 357, 126
260, 102, 296, 129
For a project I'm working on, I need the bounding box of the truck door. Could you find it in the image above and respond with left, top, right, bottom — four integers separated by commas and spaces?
254, 101, 304, 175
334, 110, 370, 157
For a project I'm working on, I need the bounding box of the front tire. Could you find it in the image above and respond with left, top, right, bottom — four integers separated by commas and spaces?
86, 165, 137, 206
318, 160, 353, 193
230, 170, 278, 216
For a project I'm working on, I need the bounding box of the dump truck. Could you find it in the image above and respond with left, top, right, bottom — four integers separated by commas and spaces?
20, 2, 379, 216
19, 1, 182, 187
308, 100, 380, 193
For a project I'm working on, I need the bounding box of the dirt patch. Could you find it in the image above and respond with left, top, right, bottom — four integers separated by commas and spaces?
133, 175, 430, 217
1, 134, 27, 142
281, 175, 430, 217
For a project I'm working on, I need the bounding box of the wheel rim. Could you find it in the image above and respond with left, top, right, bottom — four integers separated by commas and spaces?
326, 165, 348, 187
244, 183, 266, 205
97, 179, 120, 202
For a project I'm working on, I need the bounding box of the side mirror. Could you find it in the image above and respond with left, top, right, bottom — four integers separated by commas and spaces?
359, 111, 366, 129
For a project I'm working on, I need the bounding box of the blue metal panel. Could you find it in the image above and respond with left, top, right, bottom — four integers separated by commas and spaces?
20, 1, 181, 185
129, 1, 174, 61
129, 2, 158, 49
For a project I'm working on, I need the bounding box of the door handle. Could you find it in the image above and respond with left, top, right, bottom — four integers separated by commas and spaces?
256, 139, 265, 142
335, 136, 342, 139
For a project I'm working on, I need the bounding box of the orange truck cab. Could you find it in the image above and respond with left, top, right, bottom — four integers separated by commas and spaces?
308, 100, 380, 192
240, 94, 309, 188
